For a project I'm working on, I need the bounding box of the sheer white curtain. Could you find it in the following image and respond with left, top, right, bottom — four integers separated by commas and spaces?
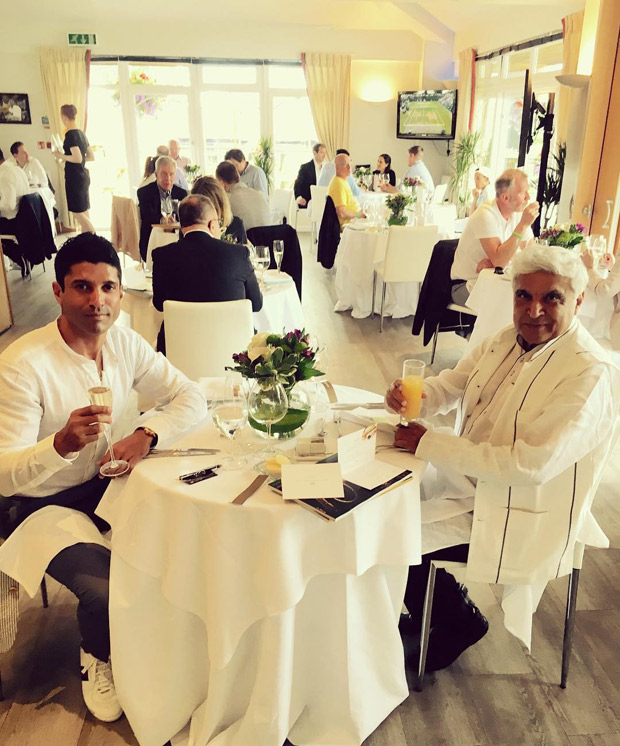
39, 46, 89, 226
456, 47, 476, 139
556, 11, 584, 144
301, 53, 351, 159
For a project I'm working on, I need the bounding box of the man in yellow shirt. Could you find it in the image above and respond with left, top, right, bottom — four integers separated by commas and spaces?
327, 153, 365, 227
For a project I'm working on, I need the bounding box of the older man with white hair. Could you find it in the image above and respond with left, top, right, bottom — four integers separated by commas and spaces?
137, 155, 187, 261
387, 244, 620, 671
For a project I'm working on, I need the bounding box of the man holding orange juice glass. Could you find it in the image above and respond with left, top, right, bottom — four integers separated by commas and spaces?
385, 244, 620, 673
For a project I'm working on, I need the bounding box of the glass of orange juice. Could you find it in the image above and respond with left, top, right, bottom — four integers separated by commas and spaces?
401, 359, 425, 423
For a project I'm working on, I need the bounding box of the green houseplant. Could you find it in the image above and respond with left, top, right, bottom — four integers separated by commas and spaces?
252, 136, 275, 195
385, 193, 413, 226
449, 130, 481, 217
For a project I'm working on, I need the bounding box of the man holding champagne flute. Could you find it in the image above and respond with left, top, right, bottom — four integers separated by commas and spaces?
0, 233, 206, 722
386, 245, 619, 673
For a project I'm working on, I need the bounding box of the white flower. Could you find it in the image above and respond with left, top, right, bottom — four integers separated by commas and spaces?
249, 332, 271, 348
557, 222, 570, 232
248, 346, 272, 362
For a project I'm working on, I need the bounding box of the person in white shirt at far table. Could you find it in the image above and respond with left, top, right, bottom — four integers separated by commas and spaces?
216, 159, 270, 231
379, 144, 435, 195
468, 165, 494, 215
0, 233, 206, 724
386, 244, 620, 673
11, 140, 57, 232
583, 248, 620, 350
0, 146, 31, 232
451, 168, 539, 305
225, 147, 269, 199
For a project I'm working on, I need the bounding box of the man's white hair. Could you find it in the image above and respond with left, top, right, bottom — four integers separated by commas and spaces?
511, 243, 588, 295
155, 155, 176, 172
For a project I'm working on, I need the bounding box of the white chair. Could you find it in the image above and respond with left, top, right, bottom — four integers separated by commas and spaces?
309, 185, 328, 246
416, 540, 588, 692
163, 299, 254, 380
373, 225, 439, 332
432, 184, 448, 204
270, 189, 293, 225
430, 203, 457, 235
430, 302, 478, 364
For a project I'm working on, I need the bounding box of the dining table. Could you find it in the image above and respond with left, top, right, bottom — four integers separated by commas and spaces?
95, 383, 425, 746
334, 221, 451, 320
147, 223, 181, 268
120, 265, 305, 347
466, 267, 615, 350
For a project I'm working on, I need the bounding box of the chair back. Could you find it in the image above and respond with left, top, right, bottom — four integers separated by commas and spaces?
382, 225, 439, 284
432, 184, 448, 203
317, 196, 341, 269
111, 196, 140, 262
309, 185, 328, 225
163, 299, 254, 380
270, 189, 293, 224
246, 224, 303, 299
430, 203, 457, 235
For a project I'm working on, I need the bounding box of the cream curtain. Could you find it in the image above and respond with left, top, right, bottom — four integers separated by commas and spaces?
456, 47, 476, 140
556, 11, 584, 145
39, 46, 89, 226
301, 53, 351, 159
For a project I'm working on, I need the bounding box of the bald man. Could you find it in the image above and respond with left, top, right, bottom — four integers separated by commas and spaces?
327, 153, 365, 227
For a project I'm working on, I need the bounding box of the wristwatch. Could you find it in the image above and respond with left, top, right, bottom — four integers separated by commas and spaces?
136, 426, 159, 449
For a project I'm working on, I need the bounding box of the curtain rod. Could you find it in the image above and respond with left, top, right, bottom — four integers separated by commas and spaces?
476, 31, 563, 62
91, 55, 301, 66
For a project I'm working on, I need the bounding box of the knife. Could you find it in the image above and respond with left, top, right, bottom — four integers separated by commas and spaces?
147, 448, 220, 458
231, 474, 269, 505
331, 402, 386, 411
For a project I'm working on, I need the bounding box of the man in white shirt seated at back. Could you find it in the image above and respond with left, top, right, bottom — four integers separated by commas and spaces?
380, 145, 435, 195
387, 244, 619, 672
0, 147, 31, 232
225, 148, 269, 199
11, 140, 56, 231
0, 233, 206, 722
451, 168, 539, 305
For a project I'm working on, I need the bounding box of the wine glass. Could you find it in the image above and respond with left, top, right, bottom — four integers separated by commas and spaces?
87, 384, 130, 478
273, 240, 284, 274
591, 235, 607, 269
171, 199, 180, 222
211, 388, 249, 470
254, 245, 271, 288
160, 195, 172, 223
248, 380, 288, 455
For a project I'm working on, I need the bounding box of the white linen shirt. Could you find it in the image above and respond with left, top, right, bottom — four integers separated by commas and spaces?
21, 157, 48, 188
0, 160, 31, 219
451, 200, 533, 290
402, 161, 435, 192
0, 321, 207, 497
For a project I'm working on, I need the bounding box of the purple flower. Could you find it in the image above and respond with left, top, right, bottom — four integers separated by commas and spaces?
301, 348, 313, 358
575, 223, 586, 234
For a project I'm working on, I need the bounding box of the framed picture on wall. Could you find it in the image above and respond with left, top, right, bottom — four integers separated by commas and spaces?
0, 94, 32, 124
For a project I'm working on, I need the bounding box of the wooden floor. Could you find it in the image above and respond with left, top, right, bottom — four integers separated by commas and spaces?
0, 235, 618, 746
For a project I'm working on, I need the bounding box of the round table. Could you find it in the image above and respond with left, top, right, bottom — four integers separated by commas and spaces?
96, 385, 424, 746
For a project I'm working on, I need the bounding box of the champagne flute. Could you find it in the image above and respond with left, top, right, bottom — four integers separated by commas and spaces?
87, 385, 130, 478
254, 245, 271, 289
248, 380, 288, 456
211, 391, 249, 470
273, 240, 284, 274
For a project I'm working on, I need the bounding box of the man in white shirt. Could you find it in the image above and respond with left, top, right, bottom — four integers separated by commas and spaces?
387, 245, 619, 672
0, 233, 206, 722
380, 145, 435, 195
0, 147, 31, 229
168, 138, 190, 173
225, 148, 269, 198
216, 160, 270, 231
451, 168, 539, 304
11, 141, 56, 231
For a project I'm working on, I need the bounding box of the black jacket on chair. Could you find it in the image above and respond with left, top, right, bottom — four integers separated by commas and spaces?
293, 160, 316, 206
246, 223, 303, 300
137, 181, 187, 261
317, 196, 340, 270
152, 229, 262, 354
1, 193, 56, 269
412, 239, 474, 345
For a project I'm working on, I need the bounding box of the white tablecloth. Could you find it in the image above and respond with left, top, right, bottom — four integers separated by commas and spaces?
96, 385, 424, 746
146, 227, 179, 268
466, 268, 614, 350
120, 269, 304, 347
334, 225, 449, 320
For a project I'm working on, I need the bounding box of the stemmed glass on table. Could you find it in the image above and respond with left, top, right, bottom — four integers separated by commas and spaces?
248, 380, 288, 456
160, 194, 173, 223
211, 381, 249, 470
273, 240, 284, 274
87, 381, 130, 478
254, 245, 271, 289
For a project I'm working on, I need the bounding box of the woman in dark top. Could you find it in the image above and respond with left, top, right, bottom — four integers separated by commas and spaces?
372, 153, 396, 190
53, 104, 95, 232
191, 176, 247, 245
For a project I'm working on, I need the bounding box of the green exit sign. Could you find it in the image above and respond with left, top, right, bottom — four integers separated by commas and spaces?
67, 33, 97, 46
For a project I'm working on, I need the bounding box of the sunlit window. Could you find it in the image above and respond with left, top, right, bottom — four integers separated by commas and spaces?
202, 65, 257, 85
128, 64, 190, 86
268, 66, 306, 89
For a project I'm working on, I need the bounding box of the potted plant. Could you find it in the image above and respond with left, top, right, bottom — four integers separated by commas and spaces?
539, 222, 587, 249
252, 136, 275, 195
385, 193, 413, 226
449, 130, 481, 218
184, 163, 202, 186
540, 141, 566, 229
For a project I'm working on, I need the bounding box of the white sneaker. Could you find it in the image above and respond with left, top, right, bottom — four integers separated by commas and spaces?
80, 648, 123, 722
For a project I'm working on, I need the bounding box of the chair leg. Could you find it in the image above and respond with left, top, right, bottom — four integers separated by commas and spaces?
561, 567, 580, 688
371, 273, 376, 317
40, 576, 49, 608
416, 561, 437, 692
430, 328, 439, 365
380, 282, 386, 333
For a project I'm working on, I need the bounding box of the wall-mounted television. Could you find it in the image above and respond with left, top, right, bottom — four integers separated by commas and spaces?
397, 89, 457, 140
